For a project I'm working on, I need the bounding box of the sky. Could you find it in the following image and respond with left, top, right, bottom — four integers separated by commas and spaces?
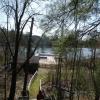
0, 0, 50, 36
0, 14, 43, 36
0, 0, 98, 39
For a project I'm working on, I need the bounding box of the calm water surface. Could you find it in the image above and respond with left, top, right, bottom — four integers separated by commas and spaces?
36, 47, 100, 58
19, 47, 100, 58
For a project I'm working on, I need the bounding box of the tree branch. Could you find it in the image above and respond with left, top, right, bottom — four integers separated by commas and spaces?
0, 27, 13, 57
16, 29, 49, 74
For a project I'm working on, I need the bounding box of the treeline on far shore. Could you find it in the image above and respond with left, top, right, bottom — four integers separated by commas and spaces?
0, 28, 100, 49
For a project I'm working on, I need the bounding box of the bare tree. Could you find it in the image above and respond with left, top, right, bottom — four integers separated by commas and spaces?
0, 0, 42, 99
22, 18, 34, 97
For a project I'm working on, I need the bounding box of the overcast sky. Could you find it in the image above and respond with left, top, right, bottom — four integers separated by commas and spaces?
0, 0, 50, 36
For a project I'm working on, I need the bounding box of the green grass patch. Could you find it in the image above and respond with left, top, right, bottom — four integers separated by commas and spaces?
29, 68, 48, 98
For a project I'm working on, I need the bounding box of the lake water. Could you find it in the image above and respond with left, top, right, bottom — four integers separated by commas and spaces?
35, 47, 100, 58
19, 47, 100, 58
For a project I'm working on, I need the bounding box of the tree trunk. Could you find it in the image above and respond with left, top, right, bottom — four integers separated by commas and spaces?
95, 92, 100, 100
8, 48, 19, 100
8, 65, 17, 100
22, 18, 34, 96
8, 23, 20, 99
22, 72, 28, 96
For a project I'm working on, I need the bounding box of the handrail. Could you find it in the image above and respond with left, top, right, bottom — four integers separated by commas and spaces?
28, 71, 37, 90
